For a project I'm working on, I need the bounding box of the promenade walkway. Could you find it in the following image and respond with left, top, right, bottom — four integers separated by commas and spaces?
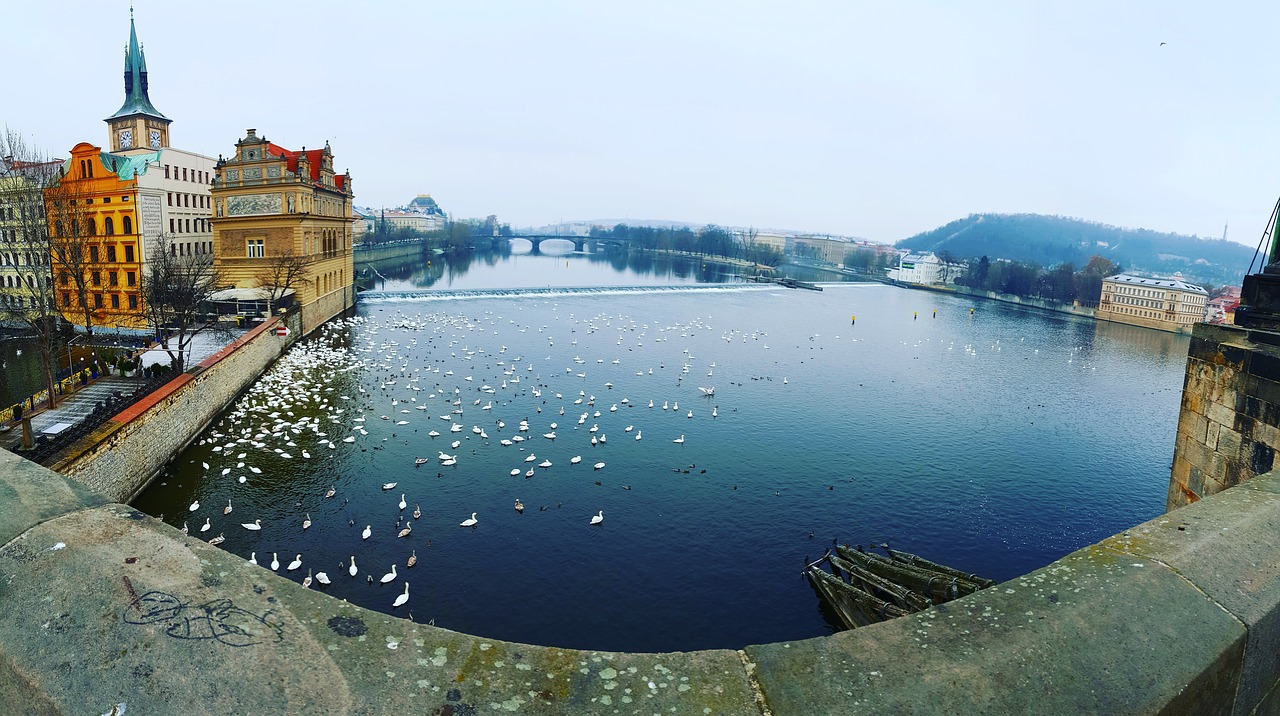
0, 373, 145, 452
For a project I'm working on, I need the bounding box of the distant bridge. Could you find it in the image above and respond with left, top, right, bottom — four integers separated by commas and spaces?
503, 235, 622, 253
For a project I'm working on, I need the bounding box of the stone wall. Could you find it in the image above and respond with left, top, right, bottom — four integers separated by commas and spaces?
49, 315, 297, 502
4, 448, 1280, 713
953, 286, 1097, 318
300, 284, 353, 335
1168, 322, 1280, 510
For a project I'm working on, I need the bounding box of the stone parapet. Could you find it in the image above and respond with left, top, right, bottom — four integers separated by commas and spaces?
4, 452, 1280, 713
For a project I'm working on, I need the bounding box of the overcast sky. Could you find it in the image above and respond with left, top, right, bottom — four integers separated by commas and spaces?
8, 1, 1280, 245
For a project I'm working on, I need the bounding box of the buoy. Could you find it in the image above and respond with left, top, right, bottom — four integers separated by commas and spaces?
851, 315, 855, 324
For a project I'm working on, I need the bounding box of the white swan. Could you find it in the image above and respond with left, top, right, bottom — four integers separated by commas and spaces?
248, 551, 257, 565
362, 525, 372, 540
590, 510, 604, 525
302, 569, 313, 589
673, 435, 685, 444
316, 571, 331, 585
460, 512, 478, 527
381, 563, 398, 584
635, 430, 642, 441
570, 456, 582, 464
594, 462, 605, 470
241, 519, 262, 531
349, 556, 358, 577
393, 582, 409, 608
188, 500, 200, 512
223, 499, 233, 515
287, 554, 302, 571
270, 552, 280, 571
200, 518, 211, 532
399, 494, 407, 511
302, 513, 311, 530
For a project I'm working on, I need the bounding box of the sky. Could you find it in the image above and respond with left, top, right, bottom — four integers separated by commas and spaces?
8, 1, 1280, 246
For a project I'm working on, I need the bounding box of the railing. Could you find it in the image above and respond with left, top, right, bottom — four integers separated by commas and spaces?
18, 373, 173, 465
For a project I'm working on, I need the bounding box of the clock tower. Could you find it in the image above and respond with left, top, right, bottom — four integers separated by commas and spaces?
105, 11, 170, 154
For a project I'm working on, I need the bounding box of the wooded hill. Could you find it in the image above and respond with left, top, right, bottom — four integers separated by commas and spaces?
896, 213, 1257, 285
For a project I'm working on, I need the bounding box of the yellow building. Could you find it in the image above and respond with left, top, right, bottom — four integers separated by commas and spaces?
211, 129, 354, 334
1096, 272, 1208, 334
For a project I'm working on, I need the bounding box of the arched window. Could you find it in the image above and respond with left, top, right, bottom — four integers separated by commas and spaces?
104, 217, 114, 235
123, 216, 132, 235
87, 218, 96, 236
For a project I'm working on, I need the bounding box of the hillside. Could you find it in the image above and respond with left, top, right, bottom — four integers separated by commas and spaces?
897, 214, 1257, 286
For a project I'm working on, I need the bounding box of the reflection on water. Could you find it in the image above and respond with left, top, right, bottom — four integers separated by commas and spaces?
359, 242, 873, 293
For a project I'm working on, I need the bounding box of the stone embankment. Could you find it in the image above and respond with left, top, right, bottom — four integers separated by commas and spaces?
3, 443, 1280, 713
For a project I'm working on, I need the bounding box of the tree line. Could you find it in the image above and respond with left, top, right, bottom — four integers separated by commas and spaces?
588, 223, 783, 266
952, 254, 1135, 305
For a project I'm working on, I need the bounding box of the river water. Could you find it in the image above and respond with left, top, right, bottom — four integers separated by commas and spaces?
132, 245, 1189, 652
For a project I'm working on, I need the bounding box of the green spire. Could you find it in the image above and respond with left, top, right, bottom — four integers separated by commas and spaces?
106, 13, 167, 121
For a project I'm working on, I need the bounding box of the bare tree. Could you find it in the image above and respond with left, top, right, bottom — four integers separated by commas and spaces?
0, 128, 66, 409
256, 248, 313, 316
140, 233, 227, 372
45, 165, 103, 337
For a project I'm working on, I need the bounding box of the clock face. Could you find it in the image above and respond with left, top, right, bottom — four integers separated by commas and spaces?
149, 130, 162, 148
119, 129, 133, 149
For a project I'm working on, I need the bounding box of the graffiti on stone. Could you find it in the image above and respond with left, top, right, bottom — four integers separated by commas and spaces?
123, 589, 284, 647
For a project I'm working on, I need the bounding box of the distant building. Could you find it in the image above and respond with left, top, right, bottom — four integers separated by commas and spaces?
0, 157, 61, 318
792, 235, 850, 265
1096, 272, 1208, 333
1205, 286, 1242, 325
886, 252, 961, 285
211, 129, 354, 335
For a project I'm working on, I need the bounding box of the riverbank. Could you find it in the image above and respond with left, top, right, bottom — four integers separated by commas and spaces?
895, 281, 1096, 320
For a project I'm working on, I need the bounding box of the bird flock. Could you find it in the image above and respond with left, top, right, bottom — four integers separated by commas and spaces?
163, 303, 758, 616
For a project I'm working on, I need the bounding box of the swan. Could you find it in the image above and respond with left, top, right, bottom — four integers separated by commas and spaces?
241, 519, 262, 531
590, 510, 604, 525
316, 571, 331, 585
325, 486, 336, 498
514, 499, 524, 513
397, 524, 412, 538
188, 500, 200, 512
539, 459, 552, 468
200, 518, 211, 532
302, 569, 313, 589
673, 435, 685, 444
381, 563, 398, 584
460, 512, 478, 527
407, 550, 418, 568
302, 513, 311, 530
382, 482, 397, 490
181, 521, 188, 534
687, 410, 693, 418
399, 494, 407, 511
510, 469, 521, 476
594, 462, 606, 470
393, 582, 409, 608
570, 456, 582, 464
413, 504, 421, 520
712, 406, 718, 418
223, 499, 233, 515
208, 533, 225, 546
635, 430, 642, 441
248, 551, 257, 565
362, 525, 372, 540
287, 554, 302, 571
270, 552, 280, 571
348, 556, 358, 577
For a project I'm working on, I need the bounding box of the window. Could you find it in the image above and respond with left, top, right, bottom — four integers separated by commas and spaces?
126, 271, 136, 287
89, 246, 99, 263
183, 167, 188, 181
247, 239, 264, 258
170, 219, 175, 233
87, 218, 96, 236
128, 295, 137, 310
109, 271, 118, 286
92, 271, 100, 286
111, 294, 120, 309
167, 192, 172, 206
94, 293, 103, 308
123, 216, 132, 235
122, 196, 129, 202
124, 245, 134, 262
164, 165, 170, 179
104, 197, 111, 204
107, 245, 117, 262
104, 217, 114, 235
62, 293, 69, 307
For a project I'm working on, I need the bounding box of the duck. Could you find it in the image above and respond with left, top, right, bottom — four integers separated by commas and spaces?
393, 582, 409, 608
287, 554, 302, 571
460, 512, 478, 527
270, 552, 280, 571
380, 563, 398, 584
241, 519, 262, 531
590, 510, 604, 525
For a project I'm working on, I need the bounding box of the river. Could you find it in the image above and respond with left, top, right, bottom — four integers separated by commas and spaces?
125, 245, 1188, 652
